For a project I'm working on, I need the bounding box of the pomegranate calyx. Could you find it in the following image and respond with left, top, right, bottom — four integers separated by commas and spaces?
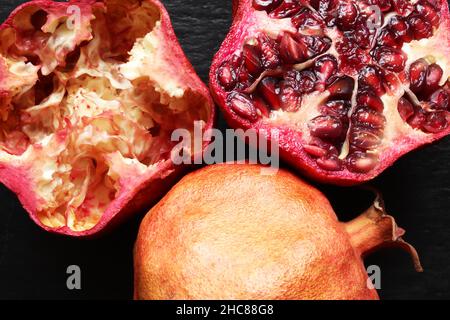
344, 191, 423, 272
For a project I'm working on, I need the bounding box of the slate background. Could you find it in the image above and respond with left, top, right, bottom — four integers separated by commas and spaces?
0, 0, 449, 300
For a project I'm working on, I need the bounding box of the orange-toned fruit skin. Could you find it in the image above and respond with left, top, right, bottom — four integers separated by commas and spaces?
134, 164, 380, 300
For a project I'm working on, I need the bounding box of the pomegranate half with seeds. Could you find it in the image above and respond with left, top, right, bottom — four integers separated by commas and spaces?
0, 0, 214, 236
210, 0, 450, 185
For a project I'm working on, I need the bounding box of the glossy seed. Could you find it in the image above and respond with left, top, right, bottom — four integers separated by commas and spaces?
309, 115, 344, 140
217, 61, 237, 90
424, 63, 443, 95
429, 89, 449, 110
259, 77, 281, 110
422, 111, 448, 133
409, 59, 428, 93
228, 93, 258, 122
304, 144, 328, 158
357, 89, 384, 112
279, 32, 307, 64
353, 107, 386, 128
328, 76, 354, 99
317, 155, 343, 171
373, 46, 407, 72
350, 128, 382, 150
347, 152, 379, 173
397, 97, 415, 121
359, 66, 385, 96
243, 44, 262, 76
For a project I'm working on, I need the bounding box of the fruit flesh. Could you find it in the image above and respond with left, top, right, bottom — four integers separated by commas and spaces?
210, 0, 450, 185
134, 164, 421, 300
0, 0, 213, 234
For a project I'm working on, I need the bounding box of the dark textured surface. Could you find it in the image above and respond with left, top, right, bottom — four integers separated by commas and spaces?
0, 0, 449, 300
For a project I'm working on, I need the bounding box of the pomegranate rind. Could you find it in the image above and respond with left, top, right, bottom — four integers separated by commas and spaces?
0, 0, 215, 236
209, 0, 450, 185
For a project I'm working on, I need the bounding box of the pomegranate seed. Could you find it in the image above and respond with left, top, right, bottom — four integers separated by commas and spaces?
409, 59, 428, 93
292, 9, 324, 30
297, 71, 317, 94
422, 111, 448, 133
258, 34, 281, 69
377, 29, 402, 49
373, 46, 407, 72
311, 0, 338, 26
415, 1, 440, 28
217, 61, 237, 90
391, 0, 414, 15
429, 89, 449, 110
359, 65, 386, 96
321, 100, 351, 117
304, 144, 328, 158
387, 15, 412, 43
314, 55, 338, 91
336, 1, 358, 30
258, 77, 281, 110
228, 93, 259, 122
353, 23, 372, 49
301, 35, 332, 58
328, 76, 354, 99
424, 63, 443, 95
309, 115, 344, 140
270, 0, 303, 18
398, 97, 415, 121
352, 107, 386, 129
408, 109, 427, 128
408, 15, 433, 40
316, 155, 343, 171
350, 127, 382, 150
279, 32, 307, 64
346, 152, 379, 173
243, 44, 263, 76
252, 0, 281, 12
357, 89, 384, 112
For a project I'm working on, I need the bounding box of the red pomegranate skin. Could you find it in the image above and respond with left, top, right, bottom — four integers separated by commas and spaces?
0, 0, 214, 236
209, 0, 450, 185
134, 164, 421, 300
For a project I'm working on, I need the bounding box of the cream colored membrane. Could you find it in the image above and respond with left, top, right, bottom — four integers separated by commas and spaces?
0, 2, 209, 231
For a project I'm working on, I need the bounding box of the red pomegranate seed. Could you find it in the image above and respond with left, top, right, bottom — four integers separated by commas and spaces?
350, 127, 382, 150
408, 109, 427, 128
353, 107, 386, 129
252, 0, 281, 12
373, 46, 407, 72
353, 23, 373, 49
314, 55, 338, 91
346, 152, 379, 173
398, 97, 416, 121
269, 0, 303, 18
387, 15, 412, 43
291, 9, 324, 30
308, 115, 344, 140
359, 65, 386, 96
409, 59, 428, 93
391, 0, 414, 15
259, 77, 281, 110
303, 144, 328, 158
321, 100, 351, 117
429, 89, 449, 110
415, 1, 440, 28
408, 15, 433, 40
279, 32, 307, 64
217, 60, 238, 90
422, 111, 448, 133
316, 155, 343, 171
228, 93, 259, 122
258, 34, 281, 69
377, 29, 402, 49
297, 71, 317, 94
357, 89, 384, 112
328, 76, 354, 99
243, 44, 263, 76
336, 1, 358, 30
424, 63, 443, 95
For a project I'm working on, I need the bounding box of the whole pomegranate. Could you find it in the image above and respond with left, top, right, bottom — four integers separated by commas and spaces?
0, 0, 214, 236
210, 0, 450, 185
134, 164, 421, 300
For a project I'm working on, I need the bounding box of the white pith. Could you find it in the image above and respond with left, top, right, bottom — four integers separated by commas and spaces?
0, 0, 210, 231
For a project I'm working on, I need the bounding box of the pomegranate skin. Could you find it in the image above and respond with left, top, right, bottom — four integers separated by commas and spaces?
0, 0, 215, 236
134, 164, 420, 300
209, 0, 450, 186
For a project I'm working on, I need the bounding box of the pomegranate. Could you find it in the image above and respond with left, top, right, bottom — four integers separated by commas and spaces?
134, 164, 422, 300
210, 0, 450, 185
0, 0, 214, 236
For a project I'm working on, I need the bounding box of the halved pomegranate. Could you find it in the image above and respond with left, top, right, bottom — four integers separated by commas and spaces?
0, 0, 214, 236
210, 0, 450, 185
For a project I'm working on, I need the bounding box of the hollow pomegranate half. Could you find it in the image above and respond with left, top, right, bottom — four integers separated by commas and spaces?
210, 0, 450, 185
0, 0, 214, 236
